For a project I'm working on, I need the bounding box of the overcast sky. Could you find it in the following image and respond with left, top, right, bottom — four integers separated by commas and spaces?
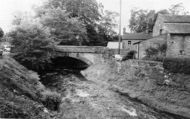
0, 0, 190, 32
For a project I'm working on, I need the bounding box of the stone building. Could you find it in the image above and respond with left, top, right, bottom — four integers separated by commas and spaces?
153, 14, 190, 37
107, 41, 123, 49
134, 34, 167, 59
122, 33, 152, 51
134, 14, 190, 59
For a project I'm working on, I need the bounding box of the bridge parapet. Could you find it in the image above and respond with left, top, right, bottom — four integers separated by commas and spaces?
54, 45, 131, 64
55, 45, 108, 53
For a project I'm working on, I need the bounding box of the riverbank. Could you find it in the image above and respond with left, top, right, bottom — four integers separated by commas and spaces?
54, 59, 190, 119
1, 57, 189, 119
82, 60, 190, 119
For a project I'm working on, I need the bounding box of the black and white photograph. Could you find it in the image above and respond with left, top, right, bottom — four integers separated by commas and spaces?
0, 0, 190, 118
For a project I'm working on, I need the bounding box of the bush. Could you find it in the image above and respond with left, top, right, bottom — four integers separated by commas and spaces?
41, 90, 61, 111
145, 47, 159, 58
163, 58, 190, 74
122, 50, 137, 61
9, 22, 55, 72
145, 43, 167, 60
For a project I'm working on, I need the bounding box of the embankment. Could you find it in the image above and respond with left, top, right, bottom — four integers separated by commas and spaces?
82, 59, 190, 119
0, 56, 56, 118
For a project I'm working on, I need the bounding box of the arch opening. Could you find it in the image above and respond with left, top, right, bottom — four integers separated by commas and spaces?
51, 56, 89, 71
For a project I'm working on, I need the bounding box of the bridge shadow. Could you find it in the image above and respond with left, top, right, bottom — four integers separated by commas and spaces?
39, 56, 89, 88
51, 56, 89, 70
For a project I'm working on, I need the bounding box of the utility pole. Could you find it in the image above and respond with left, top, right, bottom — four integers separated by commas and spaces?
118, 0, 122, 54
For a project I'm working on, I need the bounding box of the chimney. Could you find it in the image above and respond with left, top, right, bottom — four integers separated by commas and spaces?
145, 23, 149, 34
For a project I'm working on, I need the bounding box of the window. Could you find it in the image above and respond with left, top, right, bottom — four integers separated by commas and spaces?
128, 41, 131, 45
180, 50, 185, 55
159, 29, 163, 35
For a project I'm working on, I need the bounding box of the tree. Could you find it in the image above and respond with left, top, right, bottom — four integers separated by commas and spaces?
129, 3, 189, 33
37, 7, 87, 45
169, 3, 189, 15
35, 0, 101, 45
35, 0, 87, 45
9, 15, 55, 71
129, 9, 156, 33
35, 0, 117, 46
0, 27, 4, 39
97, 10, 119, 44
62, 0, 118, 45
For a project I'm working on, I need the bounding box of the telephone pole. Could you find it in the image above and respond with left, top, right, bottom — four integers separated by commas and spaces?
118, 0, 122, 54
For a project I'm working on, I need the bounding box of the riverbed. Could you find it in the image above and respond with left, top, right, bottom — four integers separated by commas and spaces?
40, 62, 188, 119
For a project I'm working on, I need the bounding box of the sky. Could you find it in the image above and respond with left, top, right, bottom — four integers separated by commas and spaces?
0, 0, 190, 33
0, 0, 45, 32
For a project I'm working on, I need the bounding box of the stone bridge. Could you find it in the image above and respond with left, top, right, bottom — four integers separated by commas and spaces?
54, 46, 109, 69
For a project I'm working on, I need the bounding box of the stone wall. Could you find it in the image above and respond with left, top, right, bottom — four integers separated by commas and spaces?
152, 15, 164, 37
122, 40, 141, 50
135, 34, 167, 59
167, 34, 190, 58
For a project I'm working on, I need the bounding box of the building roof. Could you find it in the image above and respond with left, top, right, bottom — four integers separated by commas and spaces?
133, 34, 167, 45
122, 33, 152, 40
158, 14, 190, 23
155, 14, 190, 34
164, 23, 190, 34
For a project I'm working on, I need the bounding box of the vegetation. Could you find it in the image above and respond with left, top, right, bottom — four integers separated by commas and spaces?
163, 58, 190, 74
9, 19, 55, 71
41, 90, 61, 111
144, 43, 167, 61
144, 43, 190, 75
129, 3, 189, 33
0, 58, 59, 118
7, 0, 118, 71
122, 50, 137, 61
0, 1, 119, 118
35, 0, 118, 46
0, 27, 4, 39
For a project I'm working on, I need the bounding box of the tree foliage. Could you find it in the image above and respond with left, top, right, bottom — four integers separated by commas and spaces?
0, 27, 4, 39
9, 15, 55, 71
129, 9, 157, 33
37, 6, 87, 45
129, 3, 189, 33
169, 3, 189, 15
99, 10, 119, 40
35, 0, 117, 46
8, 0, 118, 70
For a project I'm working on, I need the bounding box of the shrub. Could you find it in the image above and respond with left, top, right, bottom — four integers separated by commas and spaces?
163, 58, 190, 74
157, 43, 167, 54
41, 90, 61, 111
145, 43, 167, 60
145, 47, 159, 58
9, 22, 55, 72
122, 50, 137, 61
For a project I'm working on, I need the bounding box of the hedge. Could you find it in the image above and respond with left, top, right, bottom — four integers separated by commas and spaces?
163, 58, 190, 74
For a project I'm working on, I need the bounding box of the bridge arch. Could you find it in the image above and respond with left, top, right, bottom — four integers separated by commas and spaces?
51, 56, 91, 70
